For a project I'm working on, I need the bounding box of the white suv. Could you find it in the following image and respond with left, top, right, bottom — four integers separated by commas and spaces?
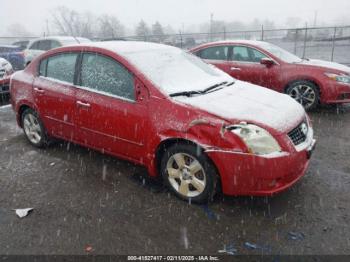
24, 36, 91, 65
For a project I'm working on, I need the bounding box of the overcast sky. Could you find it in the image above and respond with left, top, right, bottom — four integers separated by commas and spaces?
1, 0, 350, 35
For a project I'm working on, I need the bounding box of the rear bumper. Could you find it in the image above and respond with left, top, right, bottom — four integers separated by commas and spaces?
206, 140, 316, 196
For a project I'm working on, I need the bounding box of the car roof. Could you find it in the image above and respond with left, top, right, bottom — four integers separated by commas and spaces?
192, 40, 269, 50
0, 44, 20, 48
29, 36, 90, 44
74, 41, 176, 55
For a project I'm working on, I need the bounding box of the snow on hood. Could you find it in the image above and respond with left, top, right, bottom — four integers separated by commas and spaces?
174, 80, 306, 133
0, 58, 12, 70
301, 59, 350, 74
0, 58, 13, 79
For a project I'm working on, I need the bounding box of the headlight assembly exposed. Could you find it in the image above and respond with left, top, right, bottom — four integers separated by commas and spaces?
324, 72, 350, 85
229, 123, 281, 155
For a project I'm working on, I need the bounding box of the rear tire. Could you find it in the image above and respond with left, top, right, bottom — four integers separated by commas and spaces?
160, 143, 218, 204
286, 80, 319, 110
21, 108, 49, 148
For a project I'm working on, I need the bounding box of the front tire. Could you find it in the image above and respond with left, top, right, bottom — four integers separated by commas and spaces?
286, 80, 319, 110
160, 144, 218, 203
21, 108, 48, 148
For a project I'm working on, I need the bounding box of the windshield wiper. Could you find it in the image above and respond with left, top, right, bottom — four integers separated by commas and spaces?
169, 81, 234, 98
169, 90, 202, 97
201, 81, 228, 94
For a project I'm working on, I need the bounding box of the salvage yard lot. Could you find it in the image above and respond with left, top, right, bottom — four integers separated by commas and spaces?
0, 104, 350, 255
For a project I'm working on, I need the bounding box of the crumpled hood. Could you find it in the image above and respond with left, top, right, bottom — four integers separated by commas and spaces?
174, 80, 306, 133
300, 59, 350, 74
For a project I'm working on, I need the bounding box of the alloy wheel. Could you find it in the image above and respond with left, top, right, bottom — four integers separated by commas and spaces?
23, 113, 42, 144
166, 153, 206, 198
288, 84, 316, 110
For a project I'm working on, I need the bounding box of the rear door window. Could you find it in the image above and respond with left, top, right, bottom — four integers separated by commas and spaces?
50, 40, 61, 49
38, 40, 52, 51
45, 53, 78, 84
198, 46, 229, 61
29, 41, 40, 50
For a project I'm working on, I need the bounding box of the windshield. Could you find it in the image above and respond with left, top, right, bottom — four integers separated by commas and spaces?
124, 47, 233, 95
258, 42, 302, 63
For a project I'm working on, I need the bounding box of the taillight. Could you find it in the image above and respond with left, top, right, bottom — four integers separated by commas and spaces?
6, 68, 14, 76
16, 51, 25, 58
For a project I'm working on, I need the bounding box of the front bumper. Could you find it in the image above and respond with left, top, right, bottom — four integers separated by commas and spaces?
322, 81, 350, 104
206, 139, 316, 196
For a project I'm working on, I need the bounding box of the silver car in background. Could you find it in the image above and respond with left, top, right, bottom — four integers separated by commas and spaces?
24, 36, 91, 65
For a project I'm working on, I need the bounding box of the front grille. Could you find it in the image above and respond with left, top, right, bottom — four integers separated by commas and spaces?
288, 122, 308, 146
337, 93, 350, 100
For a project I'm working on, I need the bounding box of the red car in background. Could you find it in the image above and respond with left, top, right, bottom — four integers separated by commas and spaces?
10, 41, 315, 203
191, 40, 350, 110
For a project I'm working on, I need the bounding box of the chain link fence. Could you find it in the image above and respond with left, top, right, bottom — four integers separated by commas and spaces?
1, 25, 350, 65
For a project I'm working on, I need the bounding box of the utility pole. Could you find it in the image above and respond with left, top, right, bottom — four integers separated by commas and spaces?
46, 19, 50, 36
302, 23, 308, 59
313, 11, 318, 27
210, 13, 213, 41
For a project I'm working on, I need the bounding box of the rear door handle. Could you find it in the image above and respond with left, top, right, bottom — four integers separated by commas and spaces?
230, 67, 241, 71
33, 87, 45, 94
76, 101, 91, 108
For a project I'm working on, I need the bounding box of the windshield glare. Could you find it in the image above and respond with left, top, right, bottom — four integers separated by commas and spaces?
259, 42, 302, 63
125, 48, 233, 95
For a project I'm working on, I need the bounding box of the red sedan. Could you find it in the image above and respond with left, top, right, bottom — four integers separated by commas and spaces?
190, 40, 350, 110
10, 41, 315, 203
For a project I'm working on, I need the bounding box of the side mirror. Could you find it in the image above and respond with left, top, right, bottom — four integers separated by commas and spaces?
260, 58, 275, 67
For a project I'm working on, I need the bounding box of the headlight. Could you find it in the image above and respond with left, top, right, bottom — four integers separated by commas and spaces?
230, 123, 281, 155
325, 72, 350, 84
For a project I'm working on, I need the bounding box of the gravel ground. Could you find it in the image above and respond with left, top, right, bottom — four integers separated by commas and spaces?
0, 103, 349, 255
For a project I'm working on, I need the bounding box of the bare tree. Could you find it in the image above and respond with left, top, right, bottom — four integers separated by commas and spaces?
151, 21, 165, 42
98, 15, 125, 39
135, 20, 150, 40
164, 24, 175, 35
50, 6, 95, 38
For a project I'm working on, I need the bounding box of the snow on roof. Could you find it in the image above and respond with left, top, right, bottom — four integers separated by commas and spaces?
0, 44, 21, 48
28, 36, 91, 45
195, 40, 269, 49
81, 41, 175, 55
78, 41, 233, 94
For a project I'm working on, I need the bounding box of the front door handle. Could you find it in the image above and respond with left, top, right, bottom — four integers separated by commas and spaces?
230, 67, 241, 71
33, 87, 45, 94
76, 101, 91, 108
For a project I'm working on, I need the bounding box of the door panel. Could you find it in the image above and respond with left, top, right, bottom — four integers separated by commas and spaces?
33, 77, 77, 139
75, 52, 149, 161
228, 45, 281, 90
33, 52, 79, 139
75, 86, 148, 161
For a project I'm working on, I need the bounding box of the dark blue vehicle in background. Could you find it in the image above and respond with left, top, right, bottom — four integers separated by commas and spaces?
0, 45, 25, 70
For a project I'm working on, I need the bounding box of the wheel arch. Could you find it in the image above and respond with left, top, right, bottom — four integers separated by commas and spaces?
284, 78, 322, 96
18, 104, 32, 127
154, 137, 222, 191
155, 138, 201, 174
